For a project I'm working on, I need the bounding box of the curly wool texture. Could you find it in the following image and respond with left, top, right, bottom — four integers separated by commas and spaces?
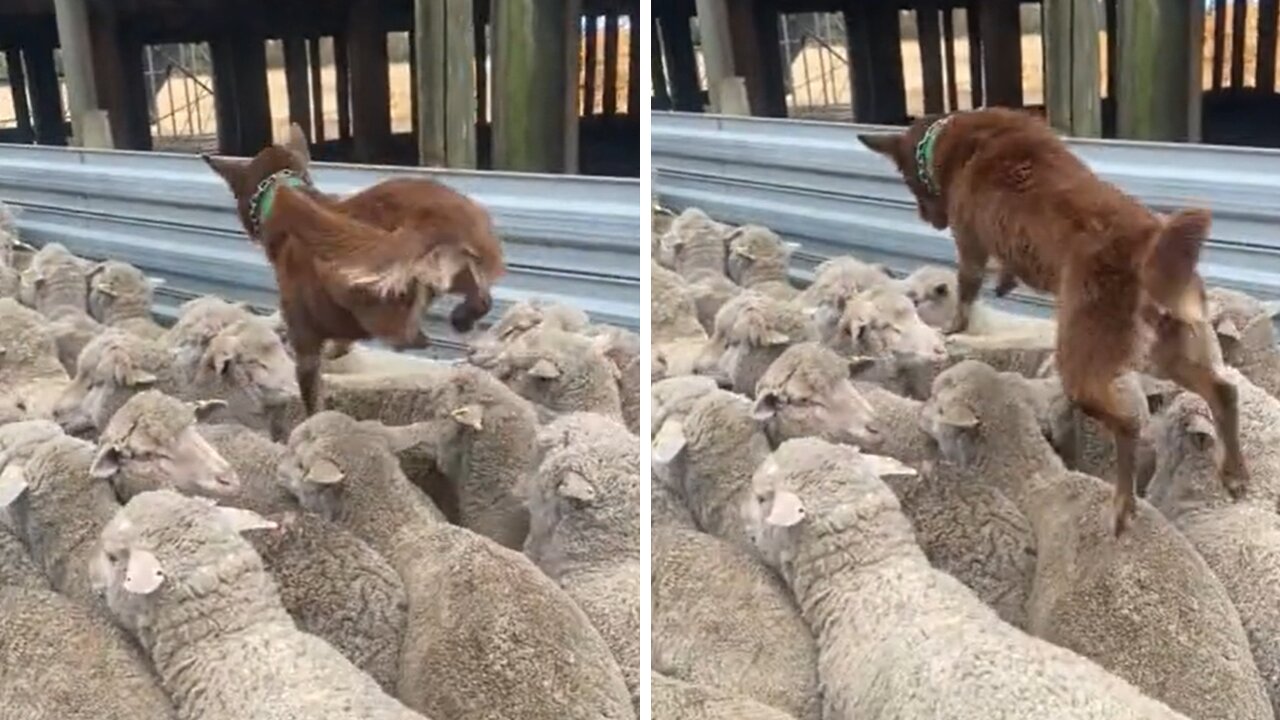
160, 296, 255, 369
87, 260, 166, 340
726, 225, 799, 301
651, 674, 803, 720
0, 265, 19, 299
96, 490, 425, 720
1206, 286, 1280, 399
523, 413, 640, 694
0, 298, 70, 418
707, 292, 815, 397
1145, 389, 1280, 715
926, 361, 1271, 720
589, 326, 641, 434
324, 366, 538, 549
651, 375, 718, 440
745, 438, 1191, 720
25, 244, 89, 317
194, 423, 296, 514
0, 585, 175, 719
796, 255, 894, 312
467, 298, 592, 367
280, 413, 632, 720
0, 524, 48, 589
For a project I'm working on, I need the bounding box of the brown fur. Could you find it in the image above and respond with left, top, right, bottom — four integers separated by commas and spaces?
203, 124, 505, 416
860, 108, 1245, 536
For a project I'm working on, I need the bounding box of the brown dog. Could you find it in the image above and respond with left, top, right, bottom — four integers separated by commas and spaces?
860, 107, 1246, 535
204, 124, 505, 416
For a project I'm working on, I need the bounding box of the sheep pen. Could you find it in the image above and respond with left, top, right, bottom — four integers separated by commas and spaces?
0, 202, 641, 720
649, 203, 1280, 720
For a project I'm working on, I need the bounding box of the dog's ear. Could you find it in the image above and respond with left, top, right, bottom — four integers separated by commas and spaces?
201, 154, 250, 194
857, 133, 903, 160
284, 123, 311, 167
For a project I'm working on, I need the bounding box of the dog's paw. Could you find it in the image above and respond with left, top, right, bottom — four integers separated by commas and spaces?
1111, 491, 1136, 538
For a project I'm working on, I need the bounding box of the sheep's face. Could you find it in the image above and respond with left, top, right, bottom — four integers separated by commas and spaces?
1142, 394, 1223, 510
196, 321, 298, 412
832, 290, 947, 366
902, 267, 957, 329
91, 393, 239, 502
753, 374, 878, 447
919, 379, 982, 466
54, 334, 159, 435
277, 438, 347, 520
87, 261, 152, 321
1206, 290, 1276, 366
725, 226, 794, 284
27, 256, 87, 314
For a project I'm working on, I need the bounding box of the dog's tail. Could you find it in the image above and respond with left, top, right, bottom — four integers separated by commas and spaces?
1141, 208, 1212, 324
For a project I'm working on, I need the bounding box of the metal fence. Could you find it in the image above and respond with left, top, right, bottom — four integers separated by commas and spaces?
0, 144, 640, 354
652, 111, 1280, 317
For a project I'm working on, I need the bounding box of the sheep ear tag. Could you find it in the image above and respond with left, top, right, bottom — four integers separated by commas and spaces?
124, 550, 165, 595
89, 446, 122, 479
217, 506, 278, 534
765, 490, 806, 527
0, 464, 28, 508
450, 405, 484, 431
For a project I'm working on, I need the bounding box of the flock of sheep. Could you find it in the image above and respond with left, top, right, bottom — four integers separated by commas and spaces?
651, 204, 1280, 720
0, 200, 641, 719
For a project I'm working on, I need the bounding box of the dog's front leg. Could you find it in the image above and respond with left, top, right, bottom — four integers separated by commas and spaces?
947, 247, 988, 334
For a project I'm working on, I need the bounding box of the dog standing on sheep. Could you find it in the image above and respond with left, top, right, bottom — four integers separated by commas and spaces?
203, 124, 506, 416
859, 107, 1246, 535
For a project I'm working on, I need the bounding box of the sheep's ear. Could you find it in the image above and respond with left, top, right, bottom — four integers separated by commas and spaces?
651, 420, 687, 466
528, 359, 561, 379
381, 424, 425, 453
1214, 317, 1242, 341
192, 399, 228, 421
752, 392, 779, 421
449, 404, 484, 430
123, 549, 165, 595
938, 403, 980, 429
557, 472, 596, 504
86, 262, 109, 282
734, 246, 757, 261
202, 347, 234, 379
0, 464, 29, 508
216, 506, 278, 534
89, 446, 122, 479
765, 490, 806, 527
304, 458, 345, 485
861, 453, 918, 479
848, 356, 877, 378
857, 132, 902, 159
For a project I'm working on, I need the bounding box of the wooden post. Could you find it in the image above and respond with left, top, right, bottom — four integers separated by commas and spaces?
347, 1, 391, 163
24, 45, 68, 146
1043, 0, 1102, 136
88, 10, 152, 150
309, 37, 325, 142
1116, 0, 1201, 141
416, 0, 476, 168
977, 0, 1023, 108
563, 0, 583, 173
659, 10, 702, 111
283, 37, 311, 139
628, 11, 640, 116
334, 32, 352, 141
942, 8, 959, 111
695, 0, 737, 112
583, 14, 599, 115
728, 0, 787, 117
603, 12, 619, 116
917, 6, 945, 114
1230, 0, 1246, 89
5, 49, 35, 143
845, 0, 907, 123
51, 0, 104, 146
475, 9, 489, 125
1211, 0, 1226, 90
1258, 0, 1278, 92
652, 18, 673, 110
491, 0, 576, 172
966, 1, 985, 107
210, 34, 271, 155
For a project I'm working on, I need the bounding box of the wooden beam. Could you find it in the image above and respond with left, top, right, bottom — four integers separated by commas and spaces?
1212, 0, 1226, 90
1259, 0, 1278, 92
1230, 0, 1246, 89
628, 11, 640, 116
942, 8, 959, 111
210, 34, 271, 155
728, 0, 787, 117
603, 11, 619, 116
283, 37, 311, 138
346, 0, 391, 163
977, 0, 1023, 108
916, 6, 945, 115
416, 0, 476, 168
845, 0, 907, 123
966, 0, 984, 107
309, 37, 325, 142
1044, 0, 1102, 137
334, 32, 352, 141
584, 14, 599, 115
90, 20, 152, 150
491, 0, 576, 172
1116, 0, 1201, 141
51, 0, 103, 146
652, 17, 673, 110
5, 49, 35, 143
475, 10, 489, 125
695, 0, 736, 112
24, 44, 68, 146
659, 10, 701, 111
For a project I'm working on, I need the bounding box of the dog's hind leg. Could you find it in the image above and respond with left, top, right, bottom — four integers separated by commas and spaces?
289, 332, 324, 416
1066, 373, 1141, 536
946, 232, 988, 334
1148, 311, 1248, 496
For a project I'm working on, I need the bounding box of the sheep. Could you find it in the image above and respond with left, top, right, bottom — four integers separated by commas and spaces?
651, 375, 719, 440
467, 297, 592, 365
661, 208, 742, 332
920, 360, 1272, 720
161, 295, 255, 368
323, 366, 539, 549
699, 291, 815, 396
522, 413, 640, 695
0, 434, 121, 606
725, 225, 800, 301
743, 437, 1193, 720
653, 264, 710, 378
590, 325, 642, 434
92, 490, 427, 719
49, 308, 104, 376
1144, 390, 1280, 714
0, 524, 48, 589
0, 265, 18, 299
751, 343, 1035, 628
278, 412, 634, 720
823, 285, 948, 396
1206, 286, 1280, 399
52, 328, 171, 435
651, 473, 820, 720
0, 298, 70, 419
316, 343, 444, 376
1025, 372, 1151, 483
651, 674, 803, 720
0, 585, 176, 719
22, 242, 89, 315
902, 264, 1057, 340
795, 255, 895, 314
491, 325, 625, 422
86, 260, 166, 340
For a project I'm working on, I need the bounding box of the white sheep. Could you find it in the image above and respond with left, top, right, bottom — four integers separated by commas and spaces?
589, 325, 642, 434
651, 375, 719, 441
699, 291, 815, 396
651, 674, 802, 720
661, 208, 742, 332
466, 297, 592, 367
161, 295, 255, 368
920, 360, 1272, 720
652, 263, 710, 378
1206, 286, 1280, 399
491, 325, 625, 423
902, 264, 1057, 340
823, 285, 948, 397
86, 260, 166, 340
91, 490, 427, 719
0, 524, 48, 589
743, 437, 1192, 720
750, 342, 879, 448
0, 298, 71, 419
278, 412, 633, 720
523, 412, 640, 695
794, 255, 895, 321
1144, 390, 1280, 714
725, 225, 800, 301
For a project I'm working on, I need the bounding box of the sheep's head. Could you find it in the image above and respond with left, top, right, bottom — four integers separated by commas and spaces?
167, 296, 256, 366
0, 435, 120, 549
661, 208, 730, 271
24, 246, 88, 314
901, 265, 957, 329
467, 300, 591, 368
920, 360, 1041, 467
91, 390, 239, 502
493, 327, 619, 414
651, 375, 719, 441
277, 412, 424, 520
827, 287, 946, 367
54, 330, 162, 435
0, 422, 70, 528
0, 298, 62, 379
725, 225, 798, 284
696, 292, 811, 384
650, 390, 772, 504
91, 490, 276, 641
1142, 392, 1226, 514
1205, 287, 1279, 366
195, 319, 298, 412
742, 438, 916, 575
87, 260, 153, 321
752, 343, 879, 446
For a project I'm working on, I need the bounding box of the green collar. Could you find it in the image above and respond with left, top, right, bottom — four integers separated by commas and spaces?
248, 169, 310, 238
914, 115, 953, 196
